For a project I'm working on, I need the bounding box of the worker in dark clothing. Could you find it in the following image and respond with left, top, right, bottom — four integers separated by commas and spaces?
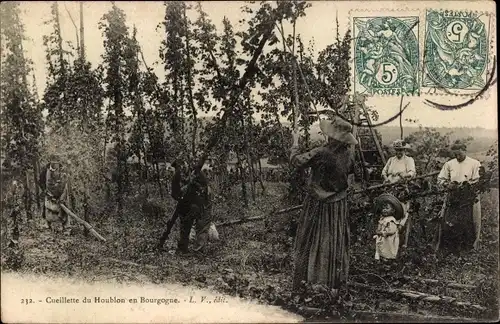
39, 155, 72, 234
158, 159, 212, 254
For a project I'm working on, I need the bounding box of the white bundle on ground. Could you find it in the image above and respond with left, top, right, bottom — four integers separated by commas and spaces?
189, 222, 219, 242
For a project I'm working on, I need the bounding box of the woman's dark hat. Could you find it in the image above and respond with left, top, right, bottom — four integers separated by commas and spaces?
319, 116, 358, 145
373, 193, 405, 220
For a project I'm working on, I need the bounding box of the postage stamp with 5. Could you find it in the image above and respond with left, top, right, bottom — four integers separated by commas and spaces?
353, 14, 420, 96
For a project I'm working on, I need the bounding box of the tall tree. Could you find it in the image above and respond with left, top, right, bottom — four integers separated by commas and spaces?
30, 74, 43, 212
315, 23, 352, 111
126, 25, 146, 187
220, 16, 252, 203
255, 1, 311, 202
159, 1, 187, 155
42, 1, 71, 127
79, 2, 85, 61
42, 1, 103, 132
193, 2, 229, 194
181, 2, 199, 159
1, 1, 43, 219
99, 2, 131, 213
40, 1, 105, 238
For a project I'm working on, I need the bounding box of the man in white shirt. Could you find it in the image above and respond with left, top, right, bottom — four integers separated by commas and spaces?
437, 143, 481, 252
381, 140, 416, 247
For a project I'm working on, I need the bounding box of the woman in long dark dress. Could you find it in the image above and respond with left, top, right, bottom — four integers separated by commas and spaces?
290, 116, 357, 292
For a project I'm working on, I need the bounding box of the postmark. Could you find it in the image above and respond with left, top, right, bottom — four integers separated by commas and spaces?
422, 9, 492, 95
353, 15, 420, 96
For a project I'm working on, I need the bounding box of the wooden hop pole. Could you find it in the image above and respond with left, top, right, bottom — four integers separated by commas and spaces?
274, 22, 327, 141
272, 170, 441, 216
292, 20, 300, 134
60, 204, 106, 242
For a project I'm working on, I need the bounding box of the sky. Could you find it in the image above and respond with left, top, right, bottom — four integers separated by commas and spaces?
16, 0, 498, 130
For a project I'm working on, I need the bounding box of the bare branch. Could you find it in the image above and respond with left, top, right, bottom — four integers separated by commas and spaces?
64, 3, 80, 57
138, 45, 150, 70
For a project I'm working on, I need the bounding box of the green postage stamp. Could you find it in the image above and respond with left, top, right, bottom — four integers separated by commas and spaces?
422, 9, 492, 95
352, 9, 493, 97
353, 15, 420, 96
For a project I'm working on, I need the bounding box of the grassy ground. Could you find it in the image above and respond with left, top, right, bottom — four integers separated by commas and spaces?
1, 182, 498, 322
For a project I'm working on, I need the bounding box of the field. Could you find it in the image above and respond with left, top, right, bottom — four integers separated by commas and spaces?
2, 180, 498, 322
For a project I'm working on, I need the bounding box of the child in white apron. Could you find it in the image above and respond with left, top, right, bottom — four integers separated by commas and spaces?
373, 193, 407, 260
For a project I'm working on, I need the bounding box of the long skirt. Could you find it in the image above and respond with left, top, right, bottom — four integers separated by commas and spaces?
292, 194, 350, 291
440, 190, 476, 253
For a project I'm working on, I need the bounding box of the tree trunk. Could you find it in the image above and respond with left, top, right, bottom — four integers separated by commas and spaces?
154, 161, 163, 199
280, 20, 296, 128
103, 120, 108, 162
236, 154, 248, 207
183, 4, 198, 159
79, 1, 85, 61
241, 113, 255, 201
23, 170, 32, 220
116, 156, 123, 216
249, 160, 256, 201
33, 157, 40, 212
55, 3, 65, 75
124, 155, 130, 195
83, 184, 89, 237
69, 178, 76, 212
218, 152, 230, 197
292, 19, 300, 135
137, 152, 143, 191
257, 158, 266, 193
11, 208, 20, 243
172, 82, 179, 136
103, 119, 109, 201
106, 183, 111, 202
142, 145, 148, 182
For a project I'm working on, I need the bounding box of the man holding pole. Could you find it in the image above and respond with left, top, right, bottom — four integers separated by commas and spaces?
436, 142, 481, 254
158, 158, 213, 254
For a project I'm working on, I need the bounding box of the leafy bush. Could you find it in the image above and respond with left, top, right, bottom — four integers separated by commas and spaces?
42, 126, 107, 215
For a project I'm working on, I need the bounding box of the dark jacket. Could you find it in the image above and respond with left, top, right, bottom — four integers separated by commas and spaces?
40, 163, 68, 199
291, 143, 355, 200
171, 169, 209, 209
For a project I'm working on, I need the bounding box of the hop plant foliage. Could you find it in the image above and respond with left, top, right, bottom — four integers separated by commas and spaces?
1, 2, 43, 173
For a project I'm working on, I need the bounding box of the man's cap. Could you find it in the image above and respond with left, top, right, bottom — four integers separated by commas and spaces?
450, 142, 467, 151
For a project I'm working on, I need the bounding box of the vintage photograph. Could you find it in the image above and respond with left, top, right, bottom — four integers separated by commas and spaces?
1, 1, 498, 323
